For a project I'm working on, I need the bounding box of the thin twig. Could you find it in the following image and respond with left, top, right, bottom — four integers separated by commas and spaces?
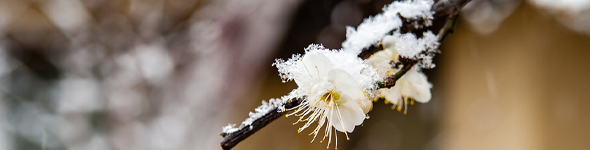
220, 0, 471, 149
220, 98, 302, 150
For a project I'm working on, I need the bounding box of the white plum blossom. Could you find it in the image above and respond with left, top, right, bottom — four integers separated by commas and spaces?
364, 36, 399, 77
273, 45, 379, 149
222, 0, 442, 148
365, 35, 432, 114
378, 66, 431, 114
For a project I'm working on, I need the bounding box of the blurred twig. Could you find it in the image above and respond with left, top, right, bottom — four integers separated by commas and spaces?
220, 0, 472, 149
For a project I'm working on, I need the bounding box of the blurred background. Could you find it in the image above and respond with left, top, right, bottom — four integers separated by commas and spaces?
0, 0, 589, 150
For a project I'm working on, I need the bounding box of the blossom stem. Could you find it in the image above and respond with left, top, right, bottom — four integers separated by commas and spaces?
378, 58, 417, 88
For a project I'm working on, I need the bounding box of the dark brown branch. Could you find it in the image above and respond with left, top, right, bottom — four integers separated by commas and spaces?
220, 0, 471, 149
221, 98, 302, 150
358, 0, 472, 59
377, 58, 417, 88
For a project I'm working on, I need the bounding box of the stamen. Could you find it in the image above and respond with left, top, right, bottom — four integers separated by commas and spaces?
404, 97, 408, 115
396, 100, 402, 112
310, 116, 326, 142
335, 126, 338, 150
326, 109, 334, 149
335, 103, 350, 141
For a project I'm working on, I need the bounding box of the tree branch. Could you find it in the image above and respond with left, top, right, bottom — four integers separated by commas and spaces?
220, 0, 471, 149
221, 99, 301, 150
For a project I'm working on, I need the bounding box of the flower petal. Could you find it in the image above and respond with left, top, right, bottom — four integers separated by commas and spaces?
302, 51, 334, 79
329, 95, 365, 132
356, 98, 373, 114
401, 67, 431, 103
381, 86, 402, 104
328, 69, 361, 99
365, 50, 395, 77
382, 35, 397, 50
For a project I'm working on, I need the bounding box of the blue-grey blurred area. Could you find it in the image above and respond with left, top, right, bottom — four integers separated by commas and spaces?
1, 0, 590, 150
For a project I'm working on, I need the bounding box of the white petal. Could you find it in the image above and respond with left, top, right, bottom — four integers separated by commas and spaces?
382, 35, 397, 50
329, 95, 365, 132
302, 51, 334, 79
401, 67, 431, 103
356, 98, 373, 114
328, 69, 361, 99
380, 86, 402, 104
365, 50, 395, 77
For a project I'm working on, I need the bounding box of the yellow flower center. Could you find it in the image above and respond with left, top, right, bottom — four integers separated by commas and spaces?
320, 90, 341, 106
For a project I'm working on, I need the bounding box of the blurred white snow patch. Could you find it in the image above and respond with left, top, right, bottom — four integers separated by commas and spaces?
134, 41, 174, 83
110, 122, 146, 150
149, 113, 190, 149
107, 88, 144, 122
0, 126, 12, 150
75, 134, 108, 150
462, 0, 521, 35
11, 103, 61, 148
57, 114, 91, 145
112, 53, 142, 86
40, 0, 89, 35
530, 0, 590, 36
58, 77, 101, 113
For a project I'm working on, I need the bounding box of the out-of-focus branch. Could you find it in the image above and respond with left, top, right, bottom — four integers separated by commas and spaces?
220, 0, 471, 149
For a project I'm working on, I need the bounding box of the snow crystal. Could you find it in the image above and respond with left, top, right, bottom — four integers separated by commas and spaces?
273, 44, 381, 92
342, 0, 435, 55
392, 31, 439, 58
222, 93, 298, 134
381, 31, 439, 68
222, 124, 239, 134
242, 97, 288, 126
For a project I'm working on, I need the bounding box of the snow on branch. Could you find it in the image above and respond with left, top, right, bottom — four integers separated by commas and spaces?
342, 0, 435, 55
